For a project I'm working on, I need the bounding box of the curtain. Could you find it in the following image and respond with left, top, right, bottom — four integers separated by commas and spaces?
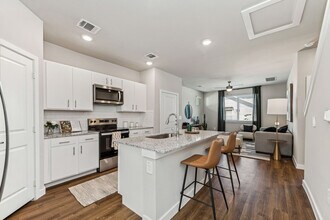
218, 90, 226, 131
252, 86, 261, 130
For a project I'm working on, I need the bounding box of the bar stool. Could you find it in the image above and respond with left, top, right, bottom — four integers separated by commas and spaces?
206, 132, 240, 195
178, 139, 228, 220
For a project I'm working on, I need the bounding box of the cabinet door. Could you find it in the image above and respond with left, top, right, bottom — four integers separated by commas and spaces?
78, 141, 99, 173
92, 72, 108, 86
134, 83, 147, 112
51, 144, 78, 181
45, 61, 72, 110
109, 76, 123, 89
120, 80, 135, 111
73, 68, 93, 111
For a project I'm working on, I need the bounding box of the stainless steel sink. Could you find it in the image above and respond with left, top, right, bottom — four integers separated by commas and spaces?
146, 133, 177, 139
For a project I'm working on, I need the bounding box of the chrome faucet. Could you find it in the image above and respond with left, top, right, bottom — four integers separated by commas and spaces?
165, 113, 179, 137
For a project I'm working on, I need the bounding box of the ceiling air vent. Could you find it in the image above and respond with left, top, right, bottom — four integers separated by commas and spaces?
145, 53, 158, 59
265, 77, 277, 82
77, 19, 101, 34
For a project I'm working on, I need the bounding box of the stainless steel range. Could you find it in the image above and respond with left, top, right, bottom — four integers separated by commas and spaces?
88, 118, 129, 172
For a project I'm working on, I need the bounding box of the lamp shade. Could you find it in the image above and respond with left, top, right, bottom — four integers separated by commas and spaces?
267, 98, 288, 115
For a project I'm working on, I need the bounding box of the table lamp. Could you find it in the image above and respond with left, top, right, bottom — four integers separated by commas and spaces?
267, 98, 288, 140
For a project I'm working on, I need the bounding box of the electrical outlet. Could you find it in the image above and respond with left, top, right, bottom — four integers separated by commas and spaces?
327, 188, 330, 206
146, 160, 153, 174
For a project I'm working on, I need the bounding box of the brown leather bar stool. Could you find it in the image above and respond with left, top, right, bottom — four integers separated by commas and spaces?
178, 139, 228, 220
205, 132, 240, 195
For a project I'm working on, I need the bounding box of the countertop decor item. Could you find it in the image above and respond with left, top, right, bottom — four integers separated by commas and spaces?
184, 102, 193, 119
44, 121, 58, 135
185, 131, 200, 134
60, 121, 72, 133
70, 121, 82, 133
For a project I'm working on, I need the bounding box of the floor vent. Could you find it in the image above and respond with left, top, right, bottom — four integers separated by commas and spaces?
77, 19, 101, 34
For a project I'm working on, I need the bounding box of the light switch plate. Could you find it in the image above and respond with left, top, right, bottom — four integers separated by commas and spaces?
324, 110, 330, 122
312, 116, 316, 127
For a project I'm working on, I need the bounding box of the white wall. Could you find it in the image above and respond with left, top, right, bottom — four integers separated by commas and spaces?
182, 87, 204, 123
204, 91, 218, 131
44, 42, 140, 82
0, 0, 44, 194
141, 68, 182, 133
304, 2, 330, 219
288, 48, 316, 168
261, 83, 287, 127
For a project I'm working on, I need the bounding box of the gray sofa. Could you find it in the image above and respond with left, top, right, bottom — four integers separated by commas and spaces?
254, 129, 293, 156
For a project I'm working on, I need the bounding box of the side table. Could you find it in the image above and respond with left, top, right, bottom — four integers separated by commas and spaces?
268, 139, 287, 160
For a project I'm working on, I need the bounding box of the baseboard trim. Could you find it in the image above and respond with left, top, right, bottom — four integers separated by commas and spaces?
34, 186, 46, 200
302, 180, 323, 220
45, 169, 97, 188
292, 156, 305, 170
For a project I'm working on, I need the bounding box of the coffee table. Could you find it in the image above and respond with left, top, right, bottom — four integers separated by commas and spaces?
268, 139, 287, 160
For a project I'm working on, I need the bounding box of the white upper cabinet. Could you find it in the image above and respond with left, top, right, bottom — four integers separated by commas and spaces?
119, 80, 146, 112
45, 61, 73, 110
44, 61, 93, 111
73, 68, 93, 111
92, 72, 123, 89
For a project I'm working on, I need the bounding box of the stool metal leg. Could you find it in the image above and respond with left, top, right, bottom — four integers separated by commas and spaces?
207, 169, 216, 220
179, 165, 189, 211
203, 170, 207, 185
194, 167, 197, 196
231, 153, 240, 185
226, 153, 235, 195
215, 166, 228, 210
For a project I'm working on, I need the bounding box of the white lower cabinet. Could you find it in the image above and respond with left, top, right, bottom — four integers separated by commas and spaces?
45, 134, 99, 185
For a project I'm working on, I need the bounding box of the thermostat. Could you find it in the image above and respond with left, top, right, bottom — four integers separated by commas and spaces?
324, 110, 330, 122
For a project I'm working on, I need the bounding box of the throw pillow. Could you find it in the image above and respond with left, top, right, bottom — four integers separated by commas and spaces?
278, 125, 288, 133
263, 127, 276, 132
243, 125, 253, 132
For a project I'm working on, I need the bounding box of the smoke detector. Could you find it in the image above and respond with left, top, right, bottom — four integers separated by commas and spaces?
77, 19, 101, 34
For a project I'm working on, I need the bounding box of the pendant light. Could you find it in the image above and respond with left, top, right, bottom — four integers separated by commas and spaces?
226, 81, 233, 92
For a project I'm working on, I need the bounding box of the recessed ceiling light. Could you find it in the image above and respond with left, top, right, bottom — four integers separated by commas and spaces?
202, 39, 212, 46
146, 61, 153, 66
82, 34, 93, 42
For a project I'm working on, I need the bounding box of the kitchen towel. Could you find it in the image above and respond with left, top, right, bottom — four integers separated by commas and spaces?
112, 132, 121, 150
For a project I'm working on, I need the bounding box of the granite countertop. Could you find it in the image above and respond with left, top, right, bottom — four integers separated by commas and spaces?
44, 131, 99, 139
116, 130, 220, 154
128, 126, 154, 130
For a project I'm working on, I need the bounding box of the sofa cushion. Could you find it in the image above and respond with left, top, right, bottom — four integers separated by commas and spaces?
278, 125, 288, 133
243, 125, 253, 132
263, 127, 276, 132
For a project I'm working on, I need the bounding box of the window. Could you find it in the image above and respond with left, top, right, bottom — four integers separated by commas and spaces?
225, 94, 254, 121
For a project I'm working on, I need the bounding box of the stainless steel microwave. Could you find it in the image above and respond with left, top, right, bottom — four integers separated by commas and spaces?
93, 84, 124, 105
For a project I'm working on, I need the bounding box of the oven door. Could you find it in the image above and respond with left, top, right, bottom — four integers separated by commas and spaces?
99, 130, 129, 159
94, 84, 123, 105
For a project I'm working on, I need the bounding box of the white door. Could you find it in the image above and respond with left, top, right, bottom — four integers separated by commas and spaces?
0, 46, 35, 219
92, 72, 108, 86
78, 141, 99, 173
109, 76, 123, 89
72, 68, 93, 111
45, 61, 72, 110
160, 90, 179, 133
51, 144, 78, 181
135, 83, 146, 112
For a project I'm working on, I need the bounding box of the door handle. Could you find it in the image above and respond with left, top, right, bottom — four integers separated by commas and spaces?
0, 82, 10, 201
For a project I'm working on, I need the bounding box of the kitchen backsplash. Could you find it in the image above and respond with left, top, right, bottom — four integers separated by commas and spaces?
44, 105, 154, 132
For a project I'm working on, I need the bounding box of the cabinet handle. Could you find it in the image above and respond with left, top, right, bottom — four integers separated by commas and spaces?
0, 142, 4, 144
73, 147, 75, 155
135, 105, 137, 110
59, 141, 70, 144
67, 99, 70, 107
145, 131, 150, 133
75, 100, 77, 108
110, 79, 113, 85
106, 78, 108, 85
85, 138, 94, 141
80, 146, 82, 154
132, 104, 134, 110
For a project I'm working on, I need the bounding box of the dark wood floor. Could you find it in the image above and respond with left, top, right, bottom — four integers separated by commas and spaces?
8, 156, 315, 220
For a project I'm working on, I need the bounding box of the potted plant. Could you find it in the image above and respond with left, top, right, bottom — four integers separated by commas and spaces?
44, 121, 58, 135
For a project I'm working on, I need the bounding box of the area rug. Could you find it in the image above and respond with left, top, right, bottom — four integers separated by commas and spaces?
69, 171, 118, 207
233, 141, 270, 161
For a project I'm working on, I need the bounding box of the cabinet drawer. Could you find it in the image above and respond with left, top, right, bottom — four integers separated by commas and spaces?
78, 134, 99, 143
142, 129, 153, 135
50, 137, 77, 147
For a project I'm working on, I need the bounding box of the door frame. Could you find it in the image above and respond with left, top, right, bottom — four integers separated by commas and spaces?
0, 39, 42, 199
159, 90, 179, 133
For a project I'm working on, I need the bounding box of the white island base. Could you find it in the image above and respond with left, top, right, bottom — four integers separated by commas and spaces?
117, 131, 219, 220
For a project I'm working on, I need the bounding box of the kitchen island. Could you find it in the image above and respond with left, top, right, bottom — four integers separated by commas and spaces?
117, 130, 220, 220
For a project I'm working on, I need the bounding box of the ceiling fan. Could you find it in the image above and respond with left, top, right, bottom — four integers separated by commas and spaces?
214, 81, 243, 91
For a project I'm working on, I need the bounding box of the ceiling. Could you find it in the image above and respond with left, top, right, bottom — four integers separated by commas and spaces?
21, 0, 327, 92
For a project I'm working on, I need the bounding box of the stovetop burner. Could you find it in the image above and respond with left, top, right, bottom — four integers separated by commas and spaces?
88, 118, 129, 133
